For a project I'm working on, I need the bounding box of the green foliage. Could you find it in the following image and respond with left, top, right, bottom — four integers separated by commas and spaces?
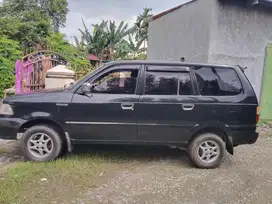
79, 20, 136, 60
79, 19, 109, 60
134, 8, 152, 51
45, 33, 91, 73
39, 0, 69, 32
1, 0, 68, 31
78, 8, 152, 61
0, 36, 21, 98
0, 13, 51, 49
0, 0, 68, 48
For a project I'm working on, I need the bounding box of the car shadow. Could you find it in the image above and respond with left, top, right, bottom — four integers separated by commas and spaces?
70, 144, 191, 166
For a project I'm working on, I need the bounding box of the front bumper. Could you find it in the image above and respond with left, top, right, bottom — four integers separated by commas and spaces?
0, 117, 26, 140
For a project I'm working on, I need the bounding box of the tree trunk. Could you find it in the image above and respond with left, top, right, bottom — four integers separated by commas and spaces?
109, 46, 114, 60
144, 40, 147, 54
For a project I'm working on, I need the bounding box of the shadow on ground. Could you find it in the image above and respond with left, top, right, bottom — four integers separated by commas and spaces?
1, 140, 191, 166
70, 144, 190, 164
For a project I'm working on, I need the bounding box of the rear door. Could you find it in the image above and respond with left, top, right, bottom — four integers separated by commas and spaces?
137, 65, 198, 143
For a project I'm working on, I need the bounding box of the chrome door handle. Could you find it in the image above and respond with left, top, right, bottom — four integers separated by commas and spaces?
182, 104, 194, 111
121, 103, 134, 111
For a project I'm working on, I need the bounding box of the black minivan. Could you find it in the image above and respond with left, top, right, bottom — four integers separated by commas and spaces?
0, 61, 259, 168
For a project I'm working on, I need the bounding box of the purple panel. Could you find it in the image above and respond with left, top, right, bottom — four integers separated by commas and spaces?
15, 60, 22, 94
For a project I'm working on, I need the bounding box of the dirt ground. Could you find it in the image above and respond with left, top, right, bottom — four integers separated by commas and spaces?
1, 126, 272, 204
72, 136, 272, 204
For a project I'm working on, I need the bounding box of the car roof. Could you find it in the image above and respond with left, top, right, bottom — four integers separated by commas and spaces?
105, 60, 238, 69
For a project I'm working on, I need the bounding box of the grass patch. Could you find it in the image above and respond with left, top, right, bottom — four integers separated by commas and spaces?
258, 120, 272, 126
0, 154, 106, 204
0, 146, 9, 155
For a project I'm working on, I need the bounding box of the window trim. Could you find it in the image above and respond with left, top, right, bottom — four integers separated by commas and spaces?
84, 65, 141, 95
193, 66, 244, 97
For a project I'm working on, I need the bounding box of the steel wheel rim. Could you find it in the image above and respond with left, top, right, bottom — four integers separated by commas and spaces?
27, 133, 53, 158
197, 140, 220, 163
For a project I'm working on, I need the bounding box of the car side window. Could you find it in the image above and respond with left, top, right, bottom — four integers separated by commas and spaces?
179, 72, 193, 95
195, 67, 243, 96
145, 71, 178, 95
91, 69, 139, 94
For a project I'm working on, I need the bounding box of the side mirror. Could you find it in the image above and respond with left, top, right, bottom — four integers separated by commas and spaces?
81, 82, 92, 94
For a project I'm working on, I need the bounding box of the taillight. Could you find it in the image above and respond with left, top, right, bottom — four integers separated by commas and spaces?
256, 106, 260, 123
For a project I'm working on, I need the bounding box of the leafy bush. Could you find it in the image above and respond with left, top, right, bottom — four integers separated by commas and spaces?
0, 36, 21, 98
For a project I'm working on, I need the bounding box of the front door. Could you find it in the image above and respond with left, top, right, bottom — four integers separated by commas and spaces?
67, 66, 140, 142
138, 66, 198, 143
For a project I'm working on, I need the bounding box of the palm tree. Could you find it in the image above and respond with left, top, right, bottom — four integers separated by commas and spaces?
78, 19, 109, 60
105, 20, 135, 60
74, 36, 85, 52
135, 8, 152, 52
78, 19, 135, 60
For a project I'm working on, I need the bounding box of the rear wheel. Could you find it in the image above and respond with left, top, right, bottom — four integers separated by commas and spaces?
188, 133, 226, 169
21, 125, 62, 162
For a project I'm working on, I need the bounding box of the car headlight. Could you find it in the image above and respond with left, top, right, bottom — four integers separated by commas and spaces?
0, 103, 14, 116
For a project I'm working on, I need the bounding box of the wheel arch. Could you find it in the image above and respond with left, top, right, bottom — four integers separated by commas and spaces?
188, 126, 233, 155
18, 118, 70, 152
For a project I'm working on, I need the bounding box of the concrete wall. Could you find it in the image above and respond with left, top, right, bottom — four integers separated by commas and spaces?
208, 1, 272, 99
147, 0, 213, 62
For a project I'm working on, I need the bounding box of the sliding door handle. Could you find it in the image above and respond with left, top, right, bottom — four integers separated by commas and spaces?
121, 103, 134, 111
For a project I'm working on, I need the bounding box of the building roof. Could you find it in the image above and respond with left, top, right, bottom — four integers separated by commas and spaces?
88, 54, 100, 61
152, 0, 272, 21
152, 0, 195, 21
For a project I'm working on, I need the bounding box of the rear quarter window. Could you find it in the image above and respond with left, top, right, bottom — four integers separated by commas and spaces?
194, 67, 243, 96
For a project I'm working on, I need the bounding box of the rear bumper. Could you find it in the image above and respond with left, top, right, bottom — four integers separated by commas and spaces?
228, 127, 259, 146
0, 117, 26, 140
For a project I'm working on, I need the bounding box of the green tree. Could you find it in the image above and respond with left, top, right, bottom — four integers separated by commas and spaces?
79, 19, 109, 60
79, 20, 135, 60
0, 14, 51, 49
39, 0, 69, 32
135, 8, 152, 51
45, 33, 91, 73
0, 0, 68, 32
0, 36, 21, 98
74, 36, 86, 53
105, 20, 135, 60
0, 0, 68, 48
114, 35, 146, 60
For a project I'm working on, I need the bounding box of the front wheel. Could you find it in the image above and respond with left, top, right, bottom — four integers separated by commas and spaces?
21, 125, 62, 162
188, 133, 226, 169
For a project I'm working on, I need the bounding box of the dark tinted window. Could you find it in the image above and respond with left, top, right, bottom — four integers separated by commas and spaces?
179, 72, 193, 95
91, 69, 138, 94
145, 71, 178, 95
195, 67, 242, 96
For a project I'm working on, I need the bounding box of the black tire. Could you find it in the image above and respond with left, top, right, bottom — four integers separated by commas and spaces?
188, 133, 226, 169
21, 125, 62, 162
